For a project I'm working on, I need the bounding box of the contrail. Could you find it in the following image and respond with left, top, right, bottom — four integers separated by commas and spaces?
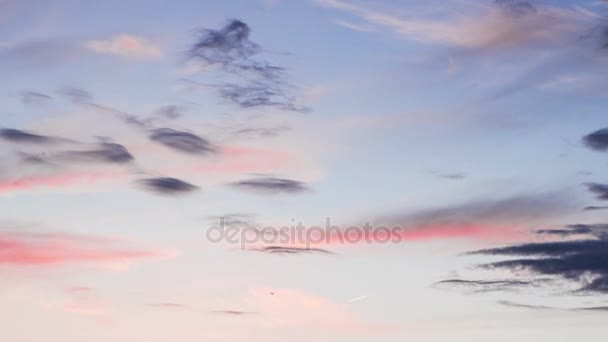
347, 295, 368, 302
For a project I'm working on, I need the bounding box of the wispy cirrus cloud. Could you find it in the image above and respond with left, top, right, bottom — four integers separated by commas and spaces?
186, 19, 307, 111
315, 0, 593, 50
85, 34, 163, 60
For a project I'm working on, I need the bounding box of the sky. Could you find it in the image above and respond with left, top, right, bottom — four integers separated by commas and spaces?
2, 0, 608, 341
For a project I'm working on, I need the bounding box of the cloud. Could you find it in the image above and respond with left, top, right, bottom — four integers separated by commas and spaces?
251, 246, 333, 255
316, 0, 592, 50
584, 206, 608, 211
378, 192, 576, 240
498, 300, 608, 312
136, 177, 199, 196
186, 19, 304, 111
0, 230, 161, 267
21, 91, 52, 105
208, 213, 256, 227
583, 128, 608, 152
585, 182, 608, 201
438, 173, 465, 180
233, 126, 290, 138
0, 128, 72, 145
536, 224, 594, 237
0, 172, 126, 194
148, 128, 216, 155
57, 142, 135, 164
210, 310, 256, 315
188, 19, 274, 75
85, 34, 163, 60
440, 223, 608, 296
230, 176, 309, 194
59, 86, 93, 104
215, 82, 306, 111
469, 238, 608, 293
433, 279, 536, 293
156, 105, 183, 119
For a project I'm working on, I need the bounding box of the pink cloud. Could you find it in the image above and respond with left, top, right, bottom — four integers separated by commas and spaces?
0, 171, 127, 194
0, 231, 163, 267
85, 34, 163, 60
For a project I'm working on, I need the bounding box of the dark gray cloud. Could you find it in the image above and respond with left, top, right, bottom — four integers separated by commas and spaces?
582, 128, 608, 152
252, 246, 333, 255
467, 237, 608, 294
584, 206, 608, 211
149, 128, 215, 155
434, 279, 536, 293
21, 91, 52, 105
437, 222, 608, 308
0, 128, 71, 144
188, 19, 275, 76
499, 300, 608, 312
187, 19, 304, 111
58, 142, 134, 164
536, 224, 594, 237
137, 177, 199, 195
230, 176, 309, 194
497, 300, 556, 311
585, 182, 608, 201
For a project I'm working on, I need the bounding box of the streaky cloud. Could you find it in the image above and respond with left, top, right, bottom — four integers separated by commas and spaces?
21, 91, 52, 105
585, 182, 608, 201
0, 128, 73, 145
57, 142, 135, 164
230, 176, 309, 194
252, 246, 333, 255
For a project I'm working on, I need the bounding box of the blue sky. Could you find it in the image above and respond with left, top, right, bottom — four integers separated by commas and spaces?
2, 0, 608, 341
